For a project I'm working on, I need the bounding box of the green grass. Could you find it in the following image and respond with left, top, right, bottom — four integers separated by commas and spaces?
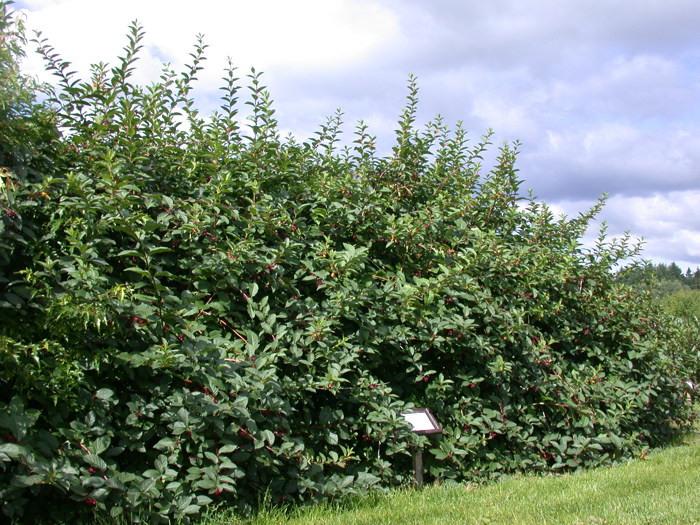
201, 433, 700, 525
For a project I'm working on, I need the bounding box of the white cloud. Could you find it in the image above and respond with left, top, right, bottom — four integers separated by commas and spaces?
605, 192, 700, 232
521, 122, 700, 202
595, 192, 700, 266
19, 0, 400, 86
530, 191, 700, 268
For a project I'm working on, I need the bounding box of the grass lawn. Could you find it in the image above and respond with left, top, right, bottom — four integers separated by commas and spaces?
200, 430, 700, 525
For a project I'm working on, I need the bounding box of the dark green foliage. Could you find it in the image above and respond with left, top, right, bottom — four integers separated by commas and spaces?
616, 264, 700, 385
0, 1, 58, 184
0, 15, 698, 523
659, 290, 700, 385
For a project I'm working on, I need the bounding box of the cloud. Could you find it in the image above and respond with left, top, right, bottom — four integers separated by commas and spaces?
19, 0, 401, 85
522, 124, 700, 200
386, 0, 700, 73
605, 191, 700, 236
552, 192, 700, 267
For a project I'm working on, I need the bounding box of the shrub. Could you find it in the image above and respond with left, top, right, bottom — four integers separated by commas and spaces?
661, 289, 700, 322
0, 16, 696, 523
0, 1, 58, 184
659, 290, 700, 387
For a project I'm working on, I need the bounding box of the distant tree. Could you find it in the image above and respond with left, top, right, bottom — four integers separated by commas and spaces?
688, 268, 700, 290
655, 278, 687, 299
671, 262, 684, 280
656, 262, 684, 283
616, 262, 700, 299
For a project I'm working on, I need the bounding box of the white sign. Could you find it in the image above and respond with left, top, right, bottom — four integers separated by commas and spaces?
401, 408, 441, 434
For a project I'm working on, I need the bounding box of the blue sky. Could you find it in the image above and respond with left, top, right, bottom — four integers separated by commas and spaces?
13, 0, 700, 270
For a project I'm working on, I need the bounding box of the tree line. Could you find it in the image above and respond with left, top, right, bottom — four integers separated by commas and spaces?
618, 262, 700, 294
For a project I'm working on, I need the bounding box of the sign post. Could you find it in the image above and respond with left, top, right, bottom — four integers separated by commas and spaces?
401, 408, 442, 486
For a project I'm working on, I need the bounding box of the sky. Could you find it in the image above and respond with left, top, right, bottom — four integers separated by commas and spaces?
13, 0, 700, 271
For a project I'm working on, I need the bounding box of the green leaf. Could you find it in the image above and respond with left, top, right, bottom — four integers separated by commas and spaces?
91, 436, 111, 455
125, 266, 151, 278
149, 246, 172, 255
117, 250, 143, 258
0, 444, 26, 463
84, 454, 108, 471
154, 437, 178, 452
0, 396, 40, 441
261, 430, 276, 445
13, 474, 44, 487
95, 388, 114, 400
155, 454, 168, 473
83, 476, 107, 488
183, 504, 201, 515
139, 478, 157, 493
197, 495, 213, 505
196, 479, 216, 490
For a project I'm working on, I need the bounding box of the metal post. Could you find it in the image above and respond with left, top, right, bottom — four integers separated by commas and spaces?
413, 447, 423, 486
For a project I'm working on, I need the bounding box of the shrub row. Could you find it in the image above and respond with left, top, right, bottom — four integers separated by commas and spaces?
0, 16, 697, 523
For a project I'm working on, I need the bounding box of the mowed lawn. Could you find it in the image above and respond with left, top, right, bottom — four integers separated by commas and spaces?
202, 431, 700, 525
